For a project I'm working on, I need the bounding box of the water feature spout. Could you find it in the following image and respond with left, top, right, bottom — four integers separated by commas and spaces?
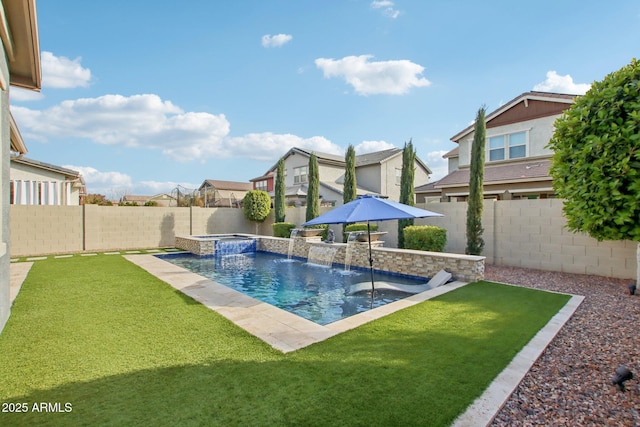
288, 229, 300, 260
307, 244, 338, 267
343, 232, 359, 271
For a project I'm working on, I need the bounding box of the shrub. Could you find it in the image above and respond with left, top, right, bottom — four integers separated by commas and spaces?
344, 223, 379, 233
403, 225, 447, 252
243, 190, 271, 223
144, 201, 158, 207
273, 222, 296, 238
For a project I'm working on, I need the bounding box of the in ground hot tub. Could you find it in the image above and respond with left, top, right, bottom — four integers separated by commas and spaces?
174, 234, 256, 256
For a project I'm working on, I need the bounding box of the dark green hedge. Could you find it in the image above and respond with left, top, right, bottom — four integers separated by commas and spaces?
273, 222, 296, 238
344, 223, 379, 233
403, 225, 447, 252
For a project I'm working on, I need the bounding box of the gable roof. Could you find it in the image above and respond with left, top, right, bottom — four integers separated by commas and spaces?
11, 156, 82, 179
451, 91, 576, 142
199, 179, 252, 192
259, 146, 432, 177
433, 159, 552, 189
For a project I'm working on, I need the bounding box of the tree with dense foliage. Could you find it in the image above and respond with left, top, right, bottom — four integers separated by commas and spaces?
548, 58, 640, 285
398, 140, 416, 248
84, 194, 112, 206
466, 106, 486, 255
343, 145, 357, 204
306, 153, 320, 221
274, 157, 286, 223
243, 190, 271, 228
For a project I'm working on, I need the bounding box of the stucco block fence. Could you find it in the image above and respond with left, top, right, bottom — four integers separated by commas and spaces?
9, 199, 638, 280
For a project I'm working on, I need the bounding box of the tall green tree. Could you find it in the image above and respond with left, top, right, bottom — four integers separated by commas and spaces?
274, 157, 286, 223
466, 106, 486, 255
398, 140, 416, 248
548, 58, 640, 285
343, 144, 357, 204
342, 144, 357, 241
306, 153, 320, 221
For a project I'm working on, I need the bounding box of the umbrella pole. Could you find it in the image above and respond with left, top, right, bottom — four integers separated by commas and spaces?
367, 221, 375, 294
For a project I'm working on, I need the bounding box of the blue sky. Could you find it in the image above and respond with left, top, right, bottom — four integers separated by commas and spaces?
11, 0, 640, 198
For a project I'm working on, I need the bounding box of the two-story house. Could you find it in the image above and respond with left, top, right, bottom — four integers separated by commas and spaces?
416, 91, 576, 202
252, 146, 432, 207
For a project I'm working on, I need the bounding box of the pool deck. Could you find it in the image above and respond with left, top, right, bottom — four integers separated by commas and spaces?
8, 256, 583, 426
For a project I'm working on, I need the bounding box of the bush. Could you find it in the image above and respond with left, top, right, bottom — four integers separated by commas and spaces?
344, 223, 379, 233
243, 190, 271, 223
273, 222, 296, 238
403, 225, 447, 252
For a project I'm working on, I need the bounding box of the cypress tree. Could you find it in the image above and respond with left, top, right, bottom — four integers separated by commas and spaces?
343, 144, 357, 204
466, 106, 486, 255
398, 140, 416, 248
306, 153, 320, 221
274, 157, 286, 222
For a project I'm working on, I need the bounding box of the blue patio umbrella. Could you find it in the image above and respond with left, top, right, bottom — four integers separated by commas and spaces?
302, 195, 444, 293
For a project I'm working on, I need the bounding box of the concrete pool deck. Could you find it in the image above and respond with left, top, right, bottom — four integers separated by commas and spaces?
8, 255, 583, 426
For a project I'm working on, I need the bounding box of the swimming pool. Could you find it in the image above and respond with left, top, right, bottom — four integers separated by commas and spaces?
159, 251, 429, 325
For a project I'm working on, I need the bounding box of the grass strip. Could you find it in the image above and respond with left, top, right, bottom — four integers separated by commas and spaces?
0, 256, 570, 426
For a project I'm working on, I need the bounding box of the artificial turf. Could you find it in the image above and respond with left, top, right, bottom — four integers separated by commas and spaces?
0, 255, 570, 426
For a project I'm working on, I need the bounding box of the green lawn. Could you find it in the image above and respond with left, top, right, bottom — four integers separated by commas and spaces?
0, 255, 570, 426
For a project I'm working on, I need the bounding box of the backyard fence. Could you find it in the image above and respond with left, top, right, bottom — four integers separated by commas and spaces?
9, 199, 637, 280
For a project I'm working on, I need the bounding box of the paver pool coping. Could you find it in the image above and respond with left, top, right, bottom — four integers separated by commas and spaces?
123, 254, 583, 426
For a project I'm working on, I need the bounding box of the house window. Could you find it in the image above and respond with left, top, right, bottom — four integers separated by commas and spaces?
293, 166, 308, 184
255, 180, 268, 191
395, 168, 402, 185
488, 131, 527, 161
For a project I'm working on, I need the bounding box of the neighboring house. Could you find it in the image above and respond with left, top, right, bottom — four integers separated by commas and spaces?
10, 156, 85, 205
120, 193, 175, 207
416, 91, 576, 202
252, 146, 432, 207
1, 0, 42, 333
198, 179, 253, 208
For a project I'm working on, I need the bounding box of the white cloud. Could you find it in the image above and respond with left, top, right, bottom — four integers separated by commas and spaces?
354, 140, 396, 154
64, 164, 198, 196
424, 150, 449, 181
225, 132, 342, 161
11, 94, 231, 162
261, 34, 293, 48
41, 51, 92, 88
533, 71, 591, 95
371, 1, 400, 19
11, 93, 346, 165
315, 55, 431, 95
10, 87, 44, 102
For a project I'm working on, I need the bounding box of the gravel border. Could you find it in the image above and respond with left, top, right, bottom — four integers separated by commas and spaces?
485, 265, 640, 426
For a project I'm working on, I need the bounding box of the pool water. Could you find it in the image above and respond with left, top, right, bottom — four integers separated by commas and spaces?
160, 251, 428, 325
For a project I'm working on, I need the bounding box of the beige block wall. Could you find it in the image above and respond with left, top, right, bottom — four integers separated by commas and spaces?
8, 201, 637, 280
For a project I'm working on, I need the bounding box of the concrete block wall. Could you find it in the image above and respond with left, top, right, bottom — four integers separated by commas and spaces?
10, 205, 83, 255
8, 201, 637, 280
418, 199, 637, 279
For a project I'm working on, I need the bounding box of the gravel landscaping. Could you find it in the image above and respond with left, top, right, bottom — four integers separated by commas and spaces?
485, 265, 639, 426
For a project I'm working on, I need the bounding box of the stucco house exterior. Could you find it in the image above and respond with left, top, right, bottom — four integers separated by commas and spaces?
253, 146, 432, 207
198, 179, 253, 208
416, 91, 576, 202
1, 0, 41, 333
120, 193, 174, 207
10, 156, 85, 205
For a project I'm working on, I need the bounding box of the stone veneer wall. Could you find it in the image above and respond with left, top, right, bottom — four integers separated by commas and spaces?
258, 236, 484, 282
174, 236, 215, 256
